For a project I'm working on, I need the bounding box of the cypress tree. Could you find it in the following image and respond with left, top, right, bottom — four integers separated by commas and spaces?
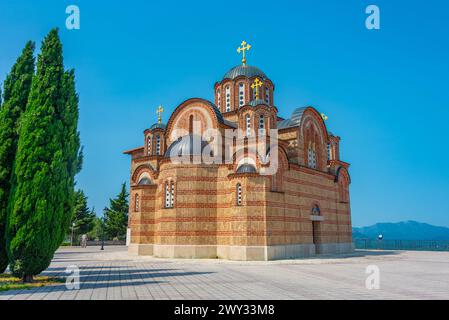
0, 42, 35, 273
104, 183, 129, 240
6, 29, 81, 282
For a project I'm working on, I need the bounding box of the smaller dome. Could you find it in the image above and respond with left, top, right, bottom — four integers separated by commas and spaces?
236, 164, 257, 174
150, 123, 166, 130
165, 134, 210, 158
223, 65, 267, 80
138, 177, 152, 185
249, 99, 269, 107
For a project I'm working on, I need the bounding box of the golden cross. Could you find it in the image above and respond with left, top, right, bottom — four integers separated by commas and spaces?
321, 113, 329, 121
251, 78, 263, 100
157, 105, 164, 124
237, 41, 251, 66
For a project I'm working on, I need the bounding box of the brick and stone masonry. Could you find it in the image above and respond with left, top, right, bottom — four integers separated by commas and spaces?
124, 62, 353, 260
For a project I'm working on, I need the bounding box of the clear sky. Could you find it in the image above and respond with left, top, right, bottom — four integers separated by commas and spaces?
1, 0, 448, 227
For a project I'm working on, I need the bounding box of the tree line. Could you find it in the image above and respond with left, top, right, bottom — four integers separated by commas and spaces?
0, 29, 129, 282
71, 183, 129, 244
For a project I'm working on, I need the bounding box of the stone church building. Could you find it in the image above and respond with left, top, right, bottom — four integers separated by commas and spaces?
124, 44, 353, 260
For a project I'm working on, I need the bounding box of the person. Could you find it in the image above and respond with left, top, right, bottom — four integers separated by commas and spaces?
81, 234, 88, 248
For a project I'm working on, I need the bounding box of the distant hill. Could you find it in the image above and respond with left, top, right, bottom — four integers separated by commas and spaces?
352, 221, 449, 240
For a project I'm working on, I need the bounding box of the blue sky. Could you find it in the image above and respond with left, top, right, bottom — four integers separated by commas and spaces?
1, 0, 448, 227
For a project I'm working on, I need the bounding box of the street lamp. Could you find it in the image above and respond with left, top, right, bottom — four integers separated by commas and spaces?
101, 216, 105, 251
71, 222, 76, 247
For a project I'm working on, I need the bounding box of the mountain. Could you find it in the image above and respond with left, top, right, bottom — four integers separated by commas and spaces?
352, 221, 449, 240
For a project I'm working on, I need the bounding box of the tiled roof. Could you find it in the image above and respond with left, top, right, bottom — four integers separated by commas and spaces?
223, 65, 267, 80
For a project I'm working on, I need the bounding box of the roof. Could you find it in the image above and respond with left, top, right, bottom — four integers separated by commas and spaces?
277, 107, 307, 130
223, 65, 267, 80
223, 119, 237, 128
150, 123, 167, 130
236, 164, 257, 174
208, 101, 225, 124
165, 134, 210, 158
123, 146, 144, 155
249, 99, 269, 107
138, 177, 152, 185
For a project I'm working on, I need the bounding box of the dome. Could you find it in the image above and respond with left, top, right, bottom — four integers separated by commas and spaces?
223, 65, 267, 80
165, 134, 210, 158
249, 99, 269, 107
150, 123, 166, 130
236, 164, 257, 174
138, 177, 152, 185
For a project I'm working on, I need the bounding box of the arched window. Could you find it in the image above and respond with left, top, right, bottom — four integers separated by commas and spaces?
265, 87, 270, 104
246, 114, 251, 136
189, 115, 194, 134
156, 135, 161, 155
236, 183, 242, 206
147, 136, 152, 155
170, 181, 175, 207
307, 142, 317, 169
135, 194, 140, 211
225, 86, 231, 112
165, 181, 175, 208
165, 182, 170, 208
327, 143, 332, 161
258, 114, 266, 136
239, 83, 245, 107
217, 89, 221, 109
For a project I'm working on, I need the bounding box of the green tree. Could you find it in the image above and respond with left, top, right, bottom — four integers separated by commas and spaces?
87, 216, 103, 241
0, 42, 35, 273
6, 29, 81, 282
71, 190, 96, 241
104, 183, 129, 240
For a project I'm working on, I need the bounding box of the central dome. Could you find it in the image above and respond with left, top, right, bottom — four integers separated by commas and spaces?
223, 65, 267, 80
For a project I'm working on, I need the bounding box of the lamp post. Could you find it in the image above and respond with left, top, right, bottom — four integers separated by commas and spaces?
377, 234, 383, 250
101, 216, 105, 251
71, 222, 75, 247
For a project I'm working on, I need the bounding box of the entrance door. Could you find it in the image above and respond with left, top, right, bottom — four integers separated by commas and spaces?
312, 221, 320, 254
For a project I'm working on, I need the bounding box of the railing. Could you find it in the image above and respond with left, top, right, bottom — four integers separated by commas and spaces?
354, 239, 449, 251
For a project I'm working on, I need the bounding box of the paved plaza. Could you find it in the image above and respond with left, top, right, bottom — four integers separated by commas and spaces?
1, 246, 448, 300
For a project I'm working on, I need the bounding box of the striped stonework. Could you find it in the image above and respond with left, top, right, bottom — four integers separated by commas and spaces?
124, 65, 353, 260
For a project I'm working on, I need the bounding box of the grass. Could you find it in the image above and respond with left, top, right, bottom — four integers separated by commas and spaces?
0, 273, 65, 292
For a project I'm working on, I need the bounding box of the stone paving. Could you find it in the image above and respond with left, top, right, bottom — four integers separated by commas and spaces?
1, 246, 448, 300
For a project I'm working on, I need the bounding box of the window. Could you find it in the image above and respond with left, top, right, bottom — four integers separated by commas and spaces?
308, 142, 317, 169
170, 182, 175, 207
327, 143, 332, 161
236, 183, 242, 206
165, 182, 170, 208
135, 194, 139, 211
225, 86, 231, 112
217, 89, 221, 109
265, 87, 270, 104
258, 114, 265, 135
147, 136, 152, 155
246, 114, 251, 136
165, 181, 175, 208
189, 115, 194, 134
156, 135, 161, 155
239, 83, 245, 107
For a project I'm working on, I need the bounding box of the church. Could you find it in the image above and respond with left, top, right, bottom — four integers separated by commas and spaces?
124, 41, 353, 260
